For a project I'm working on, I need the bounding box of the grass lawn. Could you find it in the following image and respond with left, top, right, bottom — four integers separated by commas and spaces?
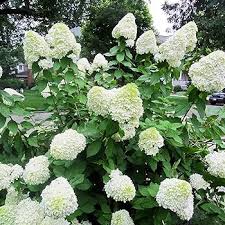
23, 90, 46, 111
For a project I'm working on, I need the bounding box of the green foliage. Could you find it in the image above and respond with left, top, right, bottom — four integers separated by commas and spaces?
0, 78, 25, 90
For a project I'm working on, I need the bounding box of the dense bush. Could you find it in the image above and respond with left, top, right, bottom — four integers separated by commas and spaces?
0, 78, 25, 90
0, 13, 225, 225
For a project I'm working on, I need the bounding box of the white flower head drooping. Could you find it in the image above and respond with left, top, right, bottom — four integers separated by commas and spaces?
46, 23, 78, 59
41, 177, 78, 218
112, 13, 137, 47
15, 198, 45, 225
104, 169, 136, 203
24, 31, 51, 68
205, 151, 225, 178
111, 209, 135, 225
138, 127, 164, 156
189, 50, 225, 92
136, 30, 158, 55
156, 178, 194, 221
50, 129, 86, 161
189, 173, 210, 191
23, 155, 50, 185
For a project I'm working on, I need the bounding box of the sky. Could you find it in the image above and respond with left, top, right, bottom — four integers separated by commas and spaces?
147, 0, 180, 35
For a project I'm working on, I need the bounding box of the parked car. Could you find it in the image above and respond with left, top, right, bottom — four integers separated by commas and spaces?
209, 93, 225, 105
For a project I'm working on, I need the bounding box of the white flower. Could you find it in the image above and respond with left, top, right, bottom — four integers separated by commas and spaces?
87, 86, 117, 117
205, 151, 225, 178
41, 177, 78, 218
125, 40, 135, 48
138, 127, 164, 156
156, 178, 194, 221
50, 129, 86, 160
0, 205, 15, 225
158, 31, 186, 67
104, 169, 136, 203
189, 50, 225, 92
111, 209, 134, 225
112, 13, 137, 42
15, 198, 45, 225
90, 53, 108, 73
80, 221, 92, 225
46, 23, 78, 59
0, 163, 23, 191
189, 173, 210, 191
23, 155, 50, 185
0, 66, 3, 78
77, 58, 91, 72
38, 58, 54, 69
41, 84, 51, 98
217, 186, 225, 193
176, 21, 198, 52
136, 30, 158, 55
5, 186, 27, 205
110, 83, 144, 125
40, 217, 70, 225
24, 31, 51, 68
157, 21, 198, 67
4, 88, 24, 98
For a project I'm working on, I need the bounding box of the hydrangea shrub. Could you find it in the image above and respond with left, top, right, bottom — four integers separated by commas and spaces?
1, 13, 225, 225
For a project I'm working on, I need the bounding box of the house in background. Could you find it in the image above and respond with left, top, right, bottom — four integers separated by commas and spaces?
16, 63, 33, 87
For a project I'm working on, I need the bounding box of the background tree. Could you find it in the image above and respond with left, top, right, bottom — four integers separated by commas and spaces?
81, 0, 153, 58
163, 0, 225, 51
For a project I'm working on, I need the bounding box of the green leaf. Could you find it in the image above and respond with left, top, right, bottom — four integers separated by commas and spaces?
70, 174, 85, 187
110, 46, 119, 55
116, 52, 125, 62
0, 104, 10, 117
65, 70, 74, 82
0, 114, 6, 128
132, 197, 158, 209
8, 120, 18, 135
87, 140, 102, 157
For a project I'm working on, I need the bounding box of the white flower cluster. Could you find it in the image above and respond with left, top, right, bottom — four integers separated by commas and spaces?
112, 13, 137, 47
40, 217, 70, 225
189, 50, 225, 92
15, 198, 44, 225
156, 21, 198, 67
87, 83, 143, 140
111, 209, 134, 225
77, 58, 91, 73
104, 169, 136, 203
0, 205, 15, 225
0, 66, 2, 78
0, 163, 23, 191
5, 186, 27, 205
46, 23, 79, 59
189, 173, 210, 191
156, 178, 194, 221
205, 151, 225, 178
138, 127, 164, 156
23, 31, 51, 68
89, 53, 108, 74
72, 219, 92, 225
87, 86, 117, 117
38, 58, 54, 70
23, 155, 50, 185
41, 177, 78, 218
136, 30, 158, 55
50, 129, 86, 160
